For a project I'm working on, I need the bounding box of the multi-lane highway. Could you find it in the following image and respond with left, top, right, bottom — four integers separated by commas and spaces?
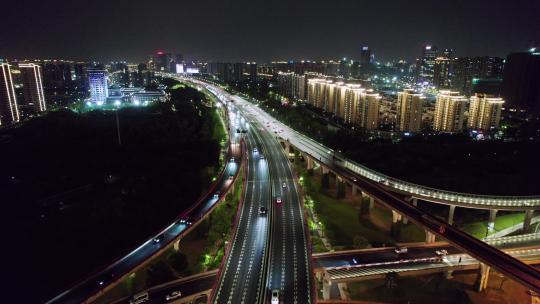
48, 84, 242, 304
203, 83, 312, 303
212, 103, 271, 304
246, 102, 312, 304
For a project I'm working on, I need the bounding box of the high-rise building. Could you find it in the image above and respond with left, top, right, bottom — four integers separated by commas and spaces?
19, 63, 46, 113
73, 62, 89, 91
233, 62, 244, 82
247, 62, 257, 82
360, 46, 373, 67
88, 69, 108, 104
433, 57, 453, 89
0, 63, 20, 125
397, 89, 425, 132
417, 45, 438, 84
360, 92, 381, 130
452, 57, 504, 96
433, 91, 467, 132
501, 50, 540, 115
468, 93, 504, 130
154, 51, 172, 72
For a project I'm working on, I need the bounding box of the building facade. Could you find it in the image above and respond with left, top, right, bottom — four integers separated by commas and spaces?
468, 93, 504, 130
0, 63, 20, 125
397, 89, 424, 132
433, 91, 467, 132
88, 69, 108, 104
502, 51, 540, 115
19, 63, 47, 113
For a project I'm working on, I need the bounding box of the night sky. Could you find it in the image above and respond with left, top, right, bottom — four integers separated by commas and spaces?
2, 0, 539, 63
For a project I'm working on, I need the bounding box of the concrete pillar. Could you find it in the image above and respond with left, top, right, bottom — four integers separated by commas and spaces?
352, 185, 358, 196
488, 209, 498, 229
402, 216, 408, 225
524, 210, 534, 232
174, 239, 180, 251
306, 157, 314, 170
369, 197, 375, 209
392, 210, 402, 223
445, 270, 454, 279
337, 282, 351, 301
335, 175, 342, 189
425, 230, 436, 244
448, 205, 456, 226
322, 166, 330, 175
322, 272, 332, 300
412, 197, 418, 207
475, 263, 491, 292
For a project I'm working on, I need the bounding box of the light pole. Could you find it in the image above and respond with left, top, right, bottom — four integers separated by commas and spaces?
115, 110, 122, 146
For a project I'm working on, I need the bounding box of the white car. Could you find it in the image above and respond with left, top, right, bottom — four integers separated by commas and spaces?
271, 289, 280, 304
435, 249, 448, 256
165, 291, 182, 301
282, 182, 287, 188
130, 292, 149, 304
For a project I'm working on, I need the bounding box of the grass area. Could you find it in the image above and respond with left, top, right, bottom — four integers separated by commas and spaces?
460, 212, 525, 239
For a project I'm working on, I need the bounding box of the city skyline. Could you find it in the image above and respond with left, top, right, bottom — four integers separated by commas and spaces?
1, 0, 539, 63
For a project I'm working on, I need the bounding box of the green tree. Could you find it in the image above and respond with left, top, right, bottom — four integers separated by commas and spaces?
168, 251, 189, 274
352, 235, 369, 249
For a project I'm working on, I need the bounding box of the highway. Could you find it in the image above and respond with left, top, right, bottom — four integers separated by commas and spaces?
322, 246, 540, 282
245, 102, 312, 304
211, 104, 271, 303
47, 87, 242, 304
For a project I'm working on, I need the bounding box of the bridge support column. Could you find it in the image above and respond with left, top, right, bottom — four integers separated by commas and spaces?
321, 166, 330, 175
402, 216, 409, 225
352, 185, 358, 196
412, 197, 418, 207
306, 157, 314, 170
475, 263, 491, 292
448, 205, 456, 226
425, 231, 436, 244
488, 209, 498, 230
369, 196, 375, 209
322, 272, 332, 300
445, 270, 454, 279
337, 282, 351, 301
174, 239, 180, 251
523, 210, 534, 232
392, 210, 402, 223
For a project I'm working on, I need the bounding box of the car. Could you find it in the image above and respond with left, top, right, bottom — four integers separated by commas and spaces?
260, 154, 265, 160
130, 292, 149, 304
352, 177, 358, 182
178, 217, 192, 226
165, 290, 182, 301
282, 182, 287, 188
271, 289, 280, 304
213, 191, 220, 199
352, 258, 358, 264
394, 247, 408, 254
435, 249, 448, 256
259, 206, 267, 216
276, 197, 282, 204
153, 235, 164, 244
230, 157, 235, 162
253, 148, 258, 153
228, 174, 234, 180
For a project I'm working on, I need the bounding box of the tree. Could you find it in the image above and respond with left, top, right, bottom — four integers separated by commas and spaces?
146, 260, 175, 286
168, 251, 189, 274
321, 173, 330, 190
352, 235, 369, 249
